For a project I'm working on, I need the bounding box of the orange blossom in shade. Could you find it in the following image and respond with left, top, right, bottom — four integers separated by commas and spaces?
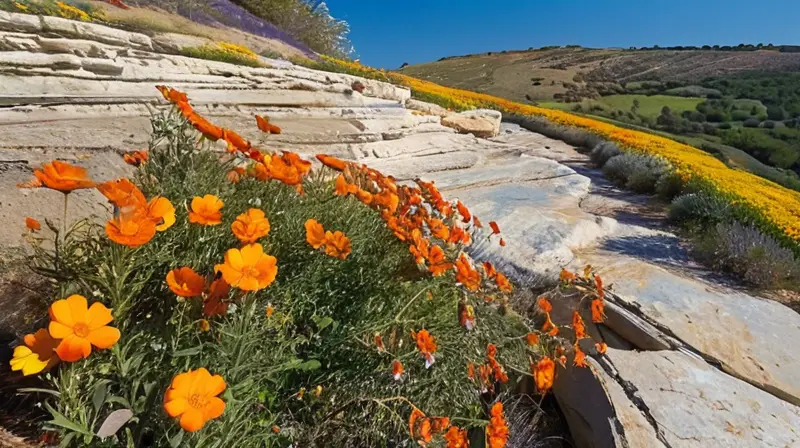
489, 221, 501, 235
334, 174, 358, 196
541, 312, 559, 337
97, 178, 145, 210
189, 195, 224, 226
25, 217, 41, 232
166, 267, 205, 298
163, 368, 226, 432
374, 334, 385, 352
432, 417, 451, 433
486, 402, 509, 448
537, 297, 553, 314
391, 360, 404, 381
455, 253, 481, 291
415, 329, 438, 368
48, 295, 120, 362
572, 311, 588, 340
317, 153, 348, 171
408, 408, 425, 438
456, 201, 471, 223
560, 268, 577, 283
203, 278, 229, 318
596, 342, 608, 354
33, 160, 95, 192
483, 261, 497, 279
324, 230, 352, 260
533, 356, 556, 393
122, 150, 148, 167
255, 114, 282, 134
444, 426, 469, 448
304, 219, 327, 249
486, 344, 509, 383
591, 299, 606, 323
526, 332, 539, 346
231, 209, 271, 244
594, 274, 605, 299
574, 344, 587, 368
9, 329, 60, 376
427, 245, 453, 276
495, 273, 513, 293
214, 243, 278, 292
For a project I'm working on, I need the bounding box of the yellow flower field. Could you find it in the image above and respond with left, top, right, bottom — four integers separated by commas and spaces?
319, 56, 800, 244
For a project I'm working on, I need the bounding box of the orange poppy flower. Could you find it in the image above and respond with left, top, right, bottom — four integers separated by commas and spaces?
391, 360, 403, 381
334, 174, 358, 196
537, 297, 553, 314
459, 303, 476, 330
572, 311, 587, 339
166, 267, 205, 298
203, 278, 229, 317
431, 417, 450, 433
486, 343, 508, 383
316, 154, 348, 171
560, 268, 576, 283
541, 312, 559, 337
305, 219, 327, 249
478, 363, 493, 393
122, 150, 148, 167
448, 224, 471, 246
265, 303, 274, 318
418, 418, 433, 444
486, 402, 508, 448
197, 319, 210, 332
496, 273, 513, 293
282, 152, 312, 176
456, 201, 471, 223
189, 195, 224, 226
10, 328, 60, 376
324, 230, 352, 260
48, 295, 120, 362
455, 253, 481, 291
428, 218, 450, 241
409, 408, 425, 438
467, 362, 475, 380
526, 332, 539, 346
105, 214, 157, 248
256, 114, 281, 134
33, 161, 95, 193
264, 154, 304, 186
533, 357, 556, 392
489, 221, 501, 235
444, 426, 469, 448
482, 261, 497, 279
591, 299, 605, 323
595, 342, 608, 354
374, 333, 385, 352
222, 129, 250, 153
499, 238, 506, 247
148, 197, 176, 231
356, 189, 373, 205
192, 116, 224, 142
473, 215, 483, 228
97, 178, 146, 210
226, 170, 241, 183
215, 243, 278, 291
25, 217, 41, 232
574, 344, 587, 368
373, 190, 400, 214
155, 85, 188, 104
163, 368, 226, 432
427, 245, 453, 276
409, 230, 430, 264
415, 329, 437, 368
594, 274, 605, 300
231, 209, 271, 244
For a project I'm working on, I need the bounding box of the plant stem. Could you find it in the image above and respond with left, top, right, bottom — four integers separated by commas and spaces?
62, 193, 69, 237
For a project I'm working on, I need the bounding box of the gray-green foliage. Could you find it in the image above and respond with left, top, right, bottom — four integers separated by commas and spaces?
669, 192, 734, 224
589, 141, 622, 167
602, 152, 670, 193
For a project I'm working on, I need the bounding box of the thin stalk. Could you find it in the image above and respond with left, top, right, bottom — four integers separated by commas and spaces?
62, 193, 69, 237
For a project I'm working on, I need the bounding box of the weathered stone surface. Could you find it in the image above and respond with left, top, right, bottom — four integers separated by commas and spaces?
151, 33, 213, 54
405, 98, 449, 117
461, 109, 502, 135
607, 349, 800, 447
40, 15, 153, 50
0, 10, 41, 33
442, 109, 501, 138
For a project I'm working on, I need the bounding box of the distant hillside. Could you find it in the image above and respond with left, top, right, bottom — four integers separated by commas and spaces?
399, 47, 800, 103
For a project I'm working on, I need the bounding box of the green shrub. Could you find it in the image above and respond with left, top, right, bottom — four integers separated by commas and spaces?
655, 171, 684, 199
589, 141, 622, 167
669, 192, 734, 224
603, 152, 669, 193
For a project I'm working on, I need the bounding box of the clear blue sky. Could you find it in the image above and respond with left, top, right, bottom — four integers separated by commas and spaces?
325, 0, 800, 68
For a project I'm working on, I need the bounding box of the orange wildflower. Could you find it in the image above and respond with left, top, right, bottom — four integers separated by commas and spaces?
418, 418, 433, 444
560, 268, 576, 283
427, 245, 453, 276
448, 224, 471, 246
231, 208, 271, 244
373, 190, 400, 214
541, 313, 559, 336
105, 215, 157, 248
122, 150, 148, 167
265, 152, 310, 186
189, 195, 224, 226
432, 417, 451, 433
48, 295, 120, 362
486, 344, 508, 383
391, 360, 404, 381
374, 333, 385, 352
33, 161, 95, 193
428, 218, 450, 241
473, 215, 483, 228
203, 278, 229, 317
574, 344, 587, 368
197, 319, 210, 332
214, 243, 278, 292
305, 219, 327, 249
467, 362, 475, 380
166, 267, 205, 298
334, 174, 358, 196
572, 311, 587, 340
483, 261, 497, 279
456, 201, 471, 223
324, 230, 352, 260
222, 129, 250, 153
486, 402, 509, 448
496, 273, 512, 293
148, 197, 176, 231
499, 238, 506, 247
595, 342, 608, 354
415, 329, 437, 368
489, 221, 501, 235
458, 303, 476, 331
526, 332, 539, 346
265, 303, 274, 318
478, 363, 493, 393
444, 426, 469, 448
316, 153, 348, 171
537, 297, 553, 314
25, 217, 41, 232
410, 229, 430, 264
255, 114, 281, 134
594, 274, 605, 300
163, 368, 226, 432
192, 116, 224, 142
591, 299, 605, 323
97, 178, 145, 210
10, 329, 60, 376
533, 357, 556, 392
226, 169, 242, 183
455, 253, 481, 291
409, 408, 425, 438
155, 85, 188, 104
272, 426, 280, 434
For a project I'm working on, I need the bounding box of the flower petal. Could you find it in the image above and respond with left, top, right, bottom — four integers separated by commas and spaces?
204, 374, 226, 397
202, 397, 225, 421
164, 398, 188, 417
225, 248, 244, 272
240, 244, 263, 265
179, 407, 206, 432
66, 295, 88, 324
50, 299, 74, 327
87, 302, 114, 329
49, 321, 73, 339
87, 326, 120, 349
56, 335, 91, 362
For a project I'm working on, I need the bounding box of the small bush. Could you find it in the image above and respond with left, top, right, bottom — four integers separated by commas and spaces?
696, 222, 800, 288
590, 141, 622, 167
655, 171, 684, 199
763, 120, 776, 129
180, 42, 265, 68
669, 192, 734, 224
743, 117, 761, 128
603, 153, 669, 193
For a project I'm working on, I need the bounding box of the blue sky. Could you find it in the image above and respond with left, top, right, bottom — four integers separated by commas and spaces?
325, 0, 800, 68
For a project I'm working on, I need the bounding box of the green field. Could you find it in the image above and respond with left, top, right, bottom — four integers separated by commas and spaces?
540, 94, 706, 119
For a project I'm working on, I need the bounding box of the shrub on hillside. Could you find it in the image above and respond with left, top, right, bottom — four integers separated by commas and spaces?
589, 141, 622, 167
603, 153, 669, 193
669, 192, 734, 224
696, 222, 800, 287
743, 117, 761, 128
513, 117, 603, 149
